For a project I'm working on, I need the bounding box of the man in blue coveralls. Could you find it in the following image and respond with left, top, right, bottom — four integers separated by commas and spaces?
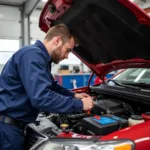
0, 24, 94, 150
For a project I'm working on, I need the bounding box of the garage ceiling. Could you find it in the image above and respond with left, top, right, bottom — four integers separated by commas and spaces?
0, 0, 44, 9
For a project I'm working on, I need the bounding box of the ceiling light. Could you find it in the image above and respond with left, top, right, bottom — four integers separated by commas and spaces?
42, 0, 48, 2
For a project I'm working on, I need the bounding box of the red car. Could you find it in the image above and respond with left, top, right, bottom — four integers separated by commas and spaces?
25, 0, 150, 150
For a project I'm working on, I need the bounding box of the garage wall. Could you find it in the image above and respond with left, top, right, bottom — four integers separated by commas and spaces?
0, 64, 4, 74
30, 10, 45, 42
0, 5, 21, 72
136, 0, 150, 9
0, 5, 21, 39
0, 6, 46, 48
142, 1, 150, 9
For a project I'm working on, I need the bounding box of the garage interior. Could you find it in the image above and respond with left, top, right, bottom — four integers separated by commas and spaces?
0, 0, 150, 150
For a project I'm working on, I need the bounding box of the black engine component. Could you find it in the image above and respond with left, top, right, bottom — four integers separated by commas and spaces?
82, 115, 128, 135
53, 113, 88, 129
92, 99, 126, 115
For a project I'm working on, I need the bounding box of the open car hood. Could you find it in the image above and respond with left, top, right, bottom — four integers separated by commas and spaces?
39, 0, 150, 79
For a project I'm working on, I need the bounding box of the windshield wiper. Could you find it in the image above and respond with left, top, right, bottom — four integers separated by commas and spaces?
123, 82, 150, 91
125, 82, 150, 86
108, 79, 141, 90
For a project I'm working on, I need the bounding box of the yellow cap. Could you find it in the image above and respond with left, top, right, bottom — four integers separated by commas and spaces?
60, 124, 69, 128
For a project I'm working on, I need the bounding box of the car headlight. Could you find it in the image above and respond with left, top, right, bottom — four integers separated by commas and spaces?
36, 138, 135, 150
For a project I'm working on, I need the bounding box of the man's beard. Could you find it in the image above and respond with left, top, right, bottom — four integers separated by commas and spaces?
51, 46, 62, 64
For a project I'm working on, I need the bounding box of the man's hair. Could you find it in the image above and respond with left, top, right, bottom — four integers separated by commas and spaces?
44, 24, 74, 44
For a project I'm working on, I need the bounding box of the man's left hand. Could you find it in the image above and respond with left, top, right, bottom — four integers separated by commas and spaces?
74, 93, 90, 99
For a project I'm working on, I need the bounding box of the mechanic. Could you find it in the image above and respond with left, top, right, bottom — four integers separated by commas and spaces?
0, 24, 94, 150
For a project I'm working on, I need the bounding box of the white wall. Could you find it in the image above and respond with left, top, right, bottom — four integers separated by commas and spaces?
0, 5, 21, 39
30, 10, 45, 41
141, 0, 150, 9
0, 5, 21, 70
0, 64, 4, 74
135, 0, 150, 9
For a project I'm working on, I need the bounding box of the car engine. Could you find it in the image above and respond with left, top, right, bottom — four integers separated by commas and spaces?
25, 96, 138, 150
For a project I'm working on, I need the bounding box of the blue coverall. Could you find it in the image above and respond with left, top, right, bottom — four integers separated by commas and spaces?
0, 40, 83, 150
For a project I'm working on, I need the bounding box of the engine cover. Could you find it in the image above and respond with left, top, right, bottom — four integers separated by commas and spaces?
82, 115, 128, 135
92, 99, 126, 115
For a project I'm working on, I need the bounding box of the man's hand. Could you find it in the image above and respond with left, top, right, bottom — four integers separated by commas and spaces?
74, 93, 90, 99
81, 97, 94, 111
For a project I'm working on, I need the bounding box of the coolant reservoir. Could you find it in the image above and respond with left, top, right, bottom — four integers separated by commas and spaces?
128, 115, 144, 126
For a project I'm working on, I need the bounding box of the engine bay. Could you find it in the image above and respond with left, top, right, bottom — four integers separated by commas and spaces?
48, 98, 131, 136
25, 92, 150, 149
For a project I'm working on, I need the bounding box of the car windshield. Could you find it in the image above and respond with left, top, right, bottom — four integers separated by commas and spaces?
113, 68, 150, 84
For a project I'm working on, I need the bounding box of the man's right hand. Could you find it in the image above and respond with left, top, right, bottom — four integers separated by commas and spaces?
81, 97, 94, 111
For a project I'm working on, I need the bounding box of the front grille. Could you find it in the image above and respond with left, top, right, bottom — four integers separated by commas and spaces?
25, 126, 40, 150
26, 134, 38, 150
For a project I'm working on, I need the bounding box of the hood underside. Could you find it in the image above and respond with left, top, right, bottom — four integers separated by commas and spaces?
39, 0, 150, 78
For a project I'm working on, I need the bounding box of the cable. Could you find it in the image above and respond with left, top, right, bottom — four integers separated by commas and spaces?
122, 103, 134, 115
72, 122, 82, 129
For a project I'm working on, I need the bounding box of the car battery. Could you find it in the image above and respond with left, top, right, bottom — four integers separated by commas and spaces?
82, 115, 128, 135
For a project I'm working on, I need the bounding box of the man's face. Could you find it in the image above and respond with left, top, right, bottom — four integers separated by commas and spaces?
51, 37, 75, 64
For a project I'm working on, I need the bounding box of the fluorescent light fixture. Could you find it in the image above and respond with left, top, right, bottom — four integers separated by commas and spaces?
42, 0, 48, 2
